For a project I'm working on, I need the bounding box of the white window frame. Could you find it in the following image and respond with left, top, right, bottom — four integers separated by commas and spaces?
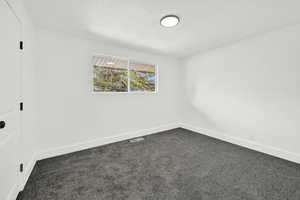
91, 53, 158, 94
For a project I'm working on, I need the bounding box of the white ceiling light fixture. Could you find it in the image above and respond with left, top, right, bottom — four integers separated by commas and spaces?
160, 15, 180, 28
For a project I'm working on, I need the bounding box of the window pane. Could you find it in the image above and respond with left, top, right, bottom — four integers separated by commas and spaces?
93, 55, 128, 92
129, 62, 156, 92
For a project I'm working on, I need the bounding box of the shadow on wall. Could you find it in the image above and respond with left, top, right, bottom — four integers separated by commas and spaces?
183, 67, 224, 132
183, 23, 300, 155
185, 59, 292, 141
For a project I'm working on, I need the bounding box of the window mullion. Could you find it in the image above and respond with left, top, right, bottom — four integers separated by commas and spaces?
127, 60, 130, 92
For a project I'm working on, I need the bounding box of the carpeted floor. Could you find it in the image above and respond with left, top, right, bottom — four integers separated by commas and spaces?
20, 128, 300, 200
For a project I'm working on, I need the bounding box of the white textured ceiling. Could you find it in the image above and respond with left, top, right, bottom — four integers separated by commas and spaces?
25, 0, 300, 57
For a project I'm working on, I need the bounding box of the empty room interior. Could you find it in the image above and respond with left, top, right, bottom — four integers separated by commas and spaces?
1, 0, 300, 199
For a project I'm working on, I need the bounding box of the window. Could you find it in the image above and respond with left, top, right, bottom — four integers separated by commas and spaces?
130, 62, 156, 92
93, 55, 157, 93
93, 56, 128, 92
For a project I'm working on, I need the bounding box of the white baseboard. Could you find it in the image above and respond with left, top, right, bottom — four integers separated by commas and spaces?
6, 155, 37, 200
37, 123, 179, 161
13, 123, 179, 199
12, 122, 300, 200
6, 183, 19, 200
19, 153, 38, 191
180, 123, 300, 164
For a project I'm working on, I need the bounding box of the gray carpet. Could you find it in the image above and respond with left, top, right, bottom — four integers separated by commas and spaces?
20, 128, 300, 200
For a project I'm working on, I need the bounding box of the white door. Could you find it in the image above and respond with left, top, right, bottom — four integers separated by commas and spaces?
0, 0, 22, 199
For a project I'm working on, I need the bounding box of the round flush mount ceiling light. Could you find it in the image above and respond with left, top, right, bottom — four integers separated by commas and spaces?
160, 15, 180, 28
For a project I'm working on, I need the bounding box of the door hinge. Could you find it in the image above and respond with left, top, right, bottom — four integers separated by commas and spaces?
19, 41, 23, 50
20, 163, 23, 173
20, 102, 23, 111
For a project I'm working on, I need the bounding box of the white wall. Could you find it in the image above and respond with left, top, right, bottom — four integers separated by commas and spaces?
36, 29, 180, 155
3, 1, 299, 199
182, 24, 300, 161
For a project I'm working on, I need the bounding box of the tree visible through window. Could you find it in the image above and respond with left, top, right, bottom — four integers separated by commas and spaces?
130, 62, 155, 92
93, 55, 156, 93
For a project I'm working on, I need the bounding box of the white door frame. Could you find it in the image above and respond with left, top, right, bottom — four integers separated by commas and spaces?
1, 0, 23, 199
